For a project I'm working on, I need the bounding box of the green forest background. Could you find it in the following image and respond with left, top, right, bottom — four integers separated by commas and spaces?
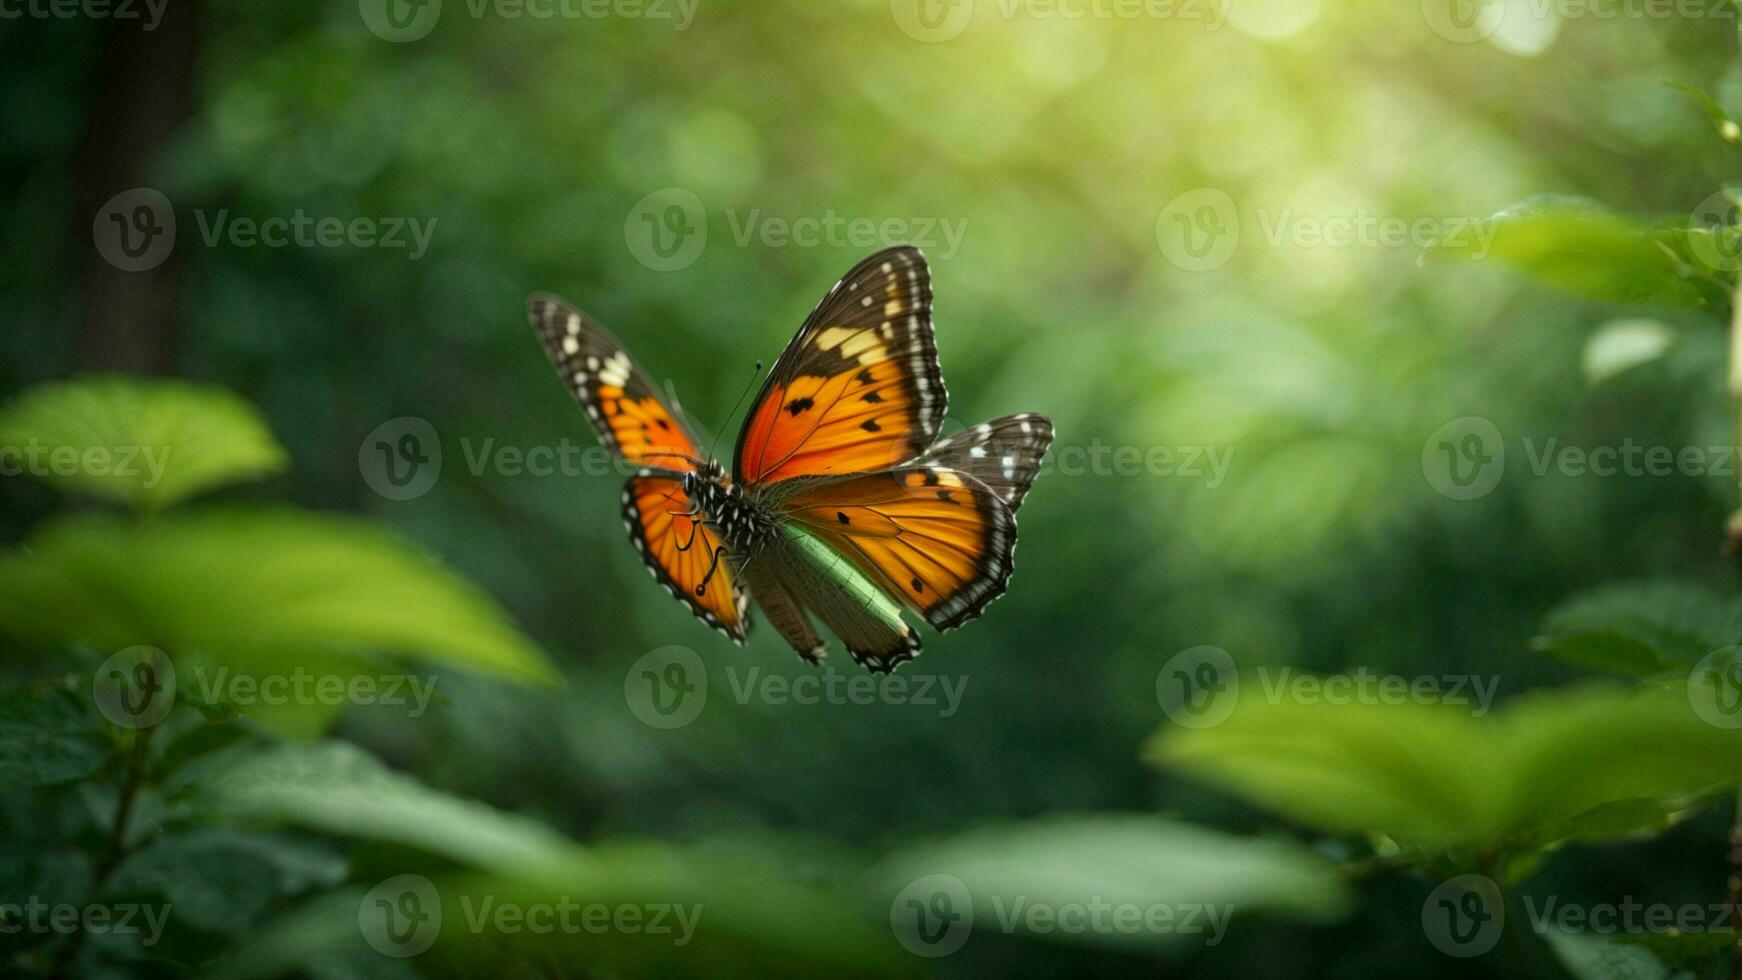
6, 0, 1742, 977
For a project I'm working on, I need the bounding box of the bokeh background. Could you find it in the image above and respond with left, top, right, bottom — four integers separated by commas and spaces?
5, 0, 1742, 976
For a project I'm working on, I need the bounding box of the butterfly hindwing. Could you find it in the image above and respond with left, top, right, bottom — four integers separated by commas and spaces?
529, 293, 702, 472
733, 246, 947, 485
910, 413, 1053, 512
623, 470, 749, 643
778, 464, 1017, 633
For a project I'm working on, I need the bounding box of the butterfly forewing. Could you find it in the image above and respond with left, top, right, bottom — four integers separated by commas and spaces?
733, 246, 947, 485
529, 293, 703, 472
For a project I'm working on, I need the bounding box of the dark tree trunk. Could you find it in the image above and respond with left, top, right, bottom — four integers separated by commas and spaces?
74, 0, 198, 374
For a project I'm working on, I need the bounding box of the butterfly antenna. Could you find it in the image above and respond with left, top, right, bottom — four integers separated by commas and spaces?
704, 360, 764, 466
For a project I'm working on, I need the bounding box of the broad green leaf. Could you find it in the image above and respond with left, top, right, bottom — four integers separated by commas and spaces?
1612, 928, 1736, 968
1423, 195, 1717, 309
1147, 682, 1742, 856
871, 815, 1350, 952
192, 742, 906, 979
1545, 929, 1674, 980
1581, 319, 1675, 386
0, 687, 109, 786
189, 740, 572, 868
0, 509, 559, 703
0, 377, 287, 511
1534, 580, 1742, 676
109, 828, 347, 934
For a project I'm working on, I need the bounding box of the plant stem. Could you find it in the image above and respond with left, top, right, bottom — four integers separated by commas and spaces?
1729, 788, 1741, 980
50, 723, 157, 980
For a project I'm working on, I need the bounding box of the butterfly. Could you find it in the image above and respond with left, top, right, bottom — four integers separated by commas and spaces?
528, 245, 1052, 673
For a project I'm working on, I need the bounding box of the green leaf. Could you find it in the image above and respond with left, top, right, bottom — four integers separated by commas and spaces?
1422, 195, 1717, 309
192, 742, 906, 979
0, 687, 110, 786
190, 740, 573, 868
1545, 928, 1674, 980
0, 509, 559, 705
1534, 580, 1742, 676
1667, 82, 1741, 144
1147, 682, 1742, 857
1612, 928, 1736, 969
109, 828, 347, 934
0, 377, 287, 511
870, 815, 1351, 952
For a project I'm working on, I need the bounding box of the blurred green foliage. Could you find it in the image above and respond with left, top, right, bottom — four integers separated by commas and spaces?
6, 1, 1742, 977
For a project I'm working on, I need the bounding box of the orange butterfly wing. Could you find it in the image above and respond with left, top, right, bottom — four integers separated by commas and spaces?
780, 465, 1018, 632
530, 293, 703, 472
623, 472, 748, 643
733, 246, 946, 485
530, 294, 747, 641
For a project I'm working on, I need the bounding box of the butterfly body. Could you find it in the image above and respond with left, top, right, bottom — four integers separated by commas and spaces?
533, 246, 1052, 673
